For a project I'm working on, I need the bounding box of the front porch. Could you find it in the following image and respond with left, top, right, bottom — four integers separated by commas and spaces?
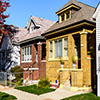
58, 68, 92, 91
57, 30, 95, 91
46, 29, 96, 91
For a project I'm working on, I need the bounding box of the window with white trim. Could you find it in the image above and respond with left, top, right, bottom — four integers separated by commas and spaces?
22, 46, 32, 62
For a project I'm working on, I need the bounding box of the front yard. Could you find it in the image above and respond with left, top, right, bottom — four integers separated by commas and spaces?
0, 92, 17, 100
15, 85, 56, 95
62, 93, 100, 100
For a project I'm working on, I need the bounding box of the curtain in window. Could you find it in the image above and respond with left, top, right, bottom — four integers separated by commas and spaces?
55, 39, 62, 57
59, 39, 62, 57
64, 38, 68, 56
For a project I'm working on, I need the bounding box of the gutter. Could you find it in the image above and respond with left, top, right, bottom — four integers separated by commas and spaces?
18, 36, 45, 45
42, 20, 96, 36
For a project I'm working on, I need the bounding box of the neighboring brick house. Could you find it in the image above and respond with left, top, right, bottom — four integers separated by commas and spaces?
43, 0, 96, 91
0, 26, 26, 71
93, 2, 100, 96
19, 16, 55, 84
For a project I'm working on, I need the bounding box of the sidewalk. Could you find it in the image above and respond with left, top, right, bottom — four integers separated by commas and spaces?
1, 86, 86, 100
39, 88, 86, 100
2, 88, 40, 100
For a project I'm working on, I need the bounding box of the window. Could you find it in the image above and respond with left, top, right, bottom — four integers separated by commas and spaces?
64, 38, 68, 57
31, 26, 35, 32
66, 11, 70, 19
61, 14, 64, 21
50, 41, 53, 58
35, 45, 38, 62
42, 44, 46, 60
30, 26, 35, 33
59, 10, 71, 23
22, 46, 32, 62
49, 37, 68, 59
55, 39, 62, 57
75, 45, 77, 56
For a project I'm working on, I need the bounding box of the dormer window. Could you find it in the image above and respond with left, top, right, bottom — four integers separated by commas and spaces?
59, 10, 71, 23
66, 11, 70, 19
61, 14, 64, 21
31, 26, 35, 32
30, 25, 35, 33
57, 4, 81, 23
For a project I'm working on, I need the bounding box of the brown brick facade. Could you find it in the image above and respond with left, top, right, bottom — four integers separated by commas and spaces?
20, 41, 46, 81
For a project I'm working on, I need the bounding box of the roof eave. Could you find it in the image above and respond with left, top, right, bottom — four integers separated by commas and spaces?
19, 36, 46, 45
56, 3, 81, 15
43, 20, 95, 37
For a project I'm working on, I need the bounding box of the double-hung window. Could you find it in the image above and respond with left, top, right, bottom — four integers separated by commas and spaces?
64, 38, 68, 57
50, 41, 53, 58
49, 37, 68, 59
55, 39, 62, 57
22, 46, 32, 62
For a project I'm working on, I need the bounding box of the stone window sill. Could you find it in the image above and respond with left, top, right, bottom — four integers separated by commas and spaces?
22, 61, 32, 63
48, 57, 69, 62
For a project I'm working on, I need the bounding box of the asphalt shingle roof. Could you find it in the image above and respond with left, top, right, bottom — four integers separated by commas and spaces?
44, 0, 95, 34
19, 16, 55, 43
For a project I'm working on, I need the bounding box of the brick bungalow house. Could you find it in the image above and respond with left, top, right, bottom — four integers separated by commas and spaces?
93, 2, 100, 96
19, 16, 55, 84
43, 0, 96, 91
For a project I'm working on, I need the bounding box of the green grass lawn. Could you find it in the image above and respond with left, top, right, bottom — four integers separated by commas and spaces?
15, 85, 56, 95
61, 93, 100, 100
0, 92, 17, 100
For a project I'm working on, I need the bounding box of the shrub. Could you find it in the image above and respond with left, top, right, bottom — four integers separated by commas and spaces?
10, 65, 23, 81
38, 79, 50, 88
15, 78, 23, 86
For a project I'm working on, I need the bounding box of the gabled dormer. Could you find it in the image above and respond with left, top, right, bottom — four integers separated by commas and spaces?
27, 16, 40, 33
56, 3, 81, 23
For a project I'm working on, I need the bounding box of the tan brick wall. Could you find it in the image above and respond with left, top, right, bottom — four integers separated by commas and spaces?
46, 29, 95, 88
80, 33, 91, 87
71, 70, 83, 87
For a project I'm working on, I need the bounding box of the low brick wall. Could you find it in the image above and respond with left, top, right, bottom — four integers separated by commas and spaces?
59, 69, 83, 87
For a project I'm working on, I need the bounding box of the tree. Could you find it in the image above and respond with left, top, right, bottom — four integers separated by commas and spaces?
0, 0, 10, 35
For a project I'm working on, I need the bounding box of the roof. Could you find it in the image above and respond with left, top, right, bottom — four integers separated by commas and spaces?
44, 0, 95, 34
12, 27, 28, 44
19, 16, 55, 44
92, 2, 100, 19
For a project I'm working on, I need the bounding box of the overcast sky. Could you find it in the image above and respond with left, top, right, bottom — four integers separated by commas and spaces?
5, 0, 99, 28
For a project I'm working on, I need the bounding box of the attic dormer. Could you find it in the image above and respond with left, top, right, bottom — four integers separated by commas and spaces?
56, 4, 81, 23
27, 17, 40, 33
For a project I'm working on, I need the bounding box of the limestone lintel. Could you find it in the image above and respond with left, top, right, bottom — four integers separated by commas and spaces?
80, 29, 88, 34
37, 42, 42, 45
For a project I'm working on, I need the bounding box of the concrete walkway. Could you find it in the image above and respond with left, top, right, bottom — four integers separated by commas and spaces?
0, 86, 86, 100
2, 88, 40, 100
39, 88, 86, 100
